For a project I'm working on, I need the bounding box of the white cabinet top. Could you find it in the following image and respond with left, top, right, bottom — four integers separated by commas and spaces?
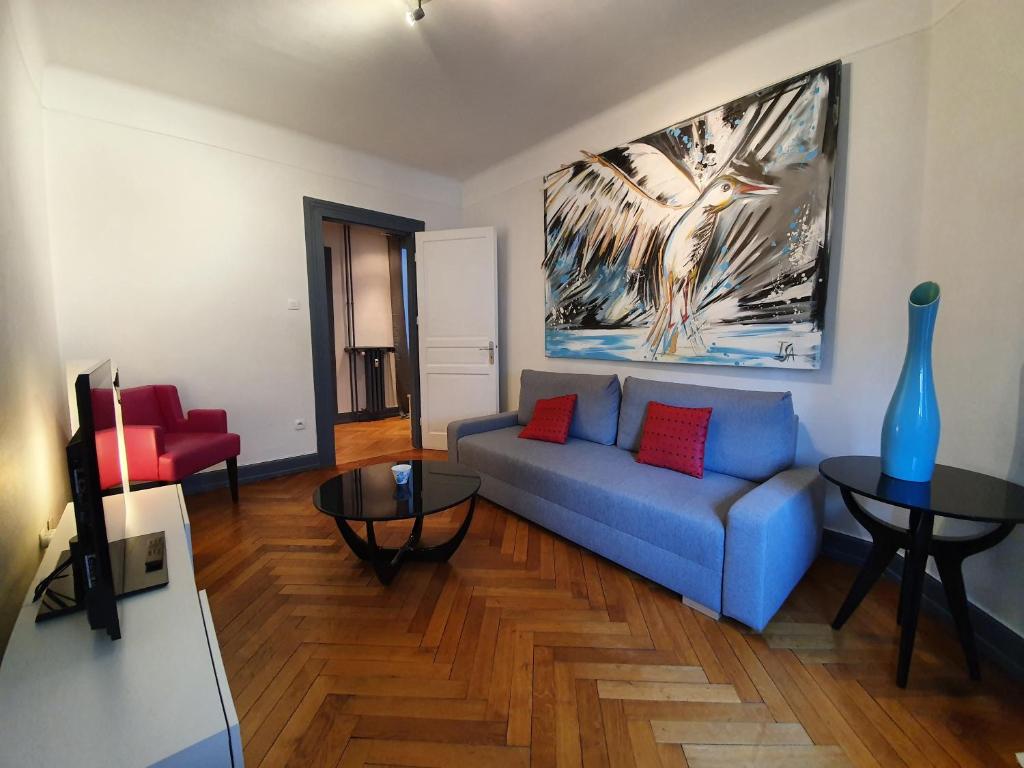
0, 486, 231, 768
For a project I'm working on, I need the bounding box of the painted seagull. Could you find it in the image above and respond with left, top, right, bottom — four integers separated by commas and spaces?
544, 70, 831, 358
642, 172, 776, 354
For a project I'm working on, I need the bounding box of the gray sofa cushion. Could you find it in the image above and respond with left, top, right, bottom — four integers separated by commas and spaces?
458, 425, 754, 570
617, 377, 797, 482
518, 369, 621, 445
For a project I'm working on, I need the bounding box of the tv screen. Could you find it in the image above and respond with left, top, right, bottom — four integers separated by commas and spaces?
35, 361, 169, 637
67, 361, 122, 638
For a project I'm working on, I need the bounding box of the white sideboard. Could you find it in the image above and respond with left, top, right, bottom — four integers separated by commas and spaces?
0, 486, 242, 767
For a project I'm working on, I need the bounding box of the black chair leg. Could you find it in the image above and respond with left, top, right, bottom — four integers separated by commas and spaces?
227, 457, 239, 503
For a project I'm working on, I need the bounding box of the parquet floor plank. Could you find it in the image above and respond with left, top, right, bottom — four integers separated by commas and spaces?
239, 645, 318, 727
718, 618, 797, 721
633, 581, 681, 653
486, 623, 518, 720
625, 719, 663, 768
286, 695, 356, 768
507, 630, 535, 746
576, 678, 610, 768
694, 613, 761, 703
243, 657, 327, 767
599, 697, 636, 768
876, 696, 961, 768
179, 417, 1024, 767
532, 645, 558, 768
670, 601, 729, 685
554, 658, 584, 767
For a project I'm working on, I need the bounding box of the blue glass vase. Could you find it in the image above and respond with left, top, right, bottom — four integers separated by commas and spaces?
881, 281, 941, 482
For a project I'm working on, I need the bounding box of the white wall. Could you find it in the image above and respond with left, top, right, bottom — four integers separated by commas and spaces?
463, 0, 1024, 635
0, 0, 67, 653
349, 225, 395, 350
913, 0, 1024, 633
43, 69, 461, 467
348, 224, 399, 410
464, 0, 933, 482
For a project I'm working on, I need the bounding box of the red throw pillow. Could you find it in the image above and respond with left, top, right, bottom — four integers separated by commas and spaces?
519, 394, 577, 444
636, 402, 712, 478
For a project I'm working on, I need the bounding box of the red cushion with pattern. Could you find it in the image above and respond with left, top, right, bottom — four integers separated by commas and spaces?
518, 394, 577, 444
636, 402, 712, 478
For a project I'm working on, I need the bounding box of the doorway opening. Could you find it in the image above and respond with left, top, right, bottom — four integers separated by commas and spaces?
302, 198, 424, 468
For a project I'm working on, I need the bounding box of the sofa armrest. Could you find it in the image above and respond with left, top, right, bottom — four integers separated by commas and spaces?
447, 411, 519, 462
722, 466, 823, 631
181, 409, 228, 433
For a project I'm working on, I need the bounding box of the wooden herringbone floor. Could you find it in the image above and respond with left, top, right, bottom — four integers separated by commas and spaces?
186, 421, 1024, 767
333, 416, 416, 468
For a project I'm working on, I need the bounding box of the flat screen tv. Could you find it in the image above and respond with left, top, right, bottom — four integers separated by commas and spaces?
34, 361, 169, 638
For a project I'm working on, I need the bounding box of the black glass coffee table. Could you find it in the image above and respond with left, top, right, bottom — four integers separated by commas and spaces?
313, 460, 481, 585
820, 455, 1024, 687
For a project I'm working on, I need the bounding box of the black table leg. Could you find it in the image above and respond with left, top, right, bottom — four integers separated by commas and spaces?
896, 509, 920, 626
832, 537, 899, 630
334, 517, 373, 561
897, 508, 934, 688
896, 553, 909, 625
331, 495, 477, 584
832, 489, 910, 630
929, 521, 1013, 681
407, 494, 477, 562
933, 553, 980, 680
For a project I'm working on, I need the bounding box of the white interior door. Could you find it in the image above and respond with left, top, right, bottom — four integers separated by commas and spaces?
416, 227, 499, 450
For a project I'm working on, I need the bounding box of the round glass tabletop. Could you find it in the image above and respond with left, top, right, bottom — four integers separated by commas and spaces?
819, 455, 1024, 524
313, 460, 481, 522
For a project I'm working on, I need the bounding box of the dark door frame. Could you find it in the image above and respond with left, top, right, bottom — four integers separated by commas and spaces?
302, 197, 425, 468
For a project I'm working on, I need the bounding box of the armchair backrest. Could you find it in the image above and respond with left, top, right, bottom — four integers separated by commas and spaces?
90, 388, 116, 430
120, 385, 186, 432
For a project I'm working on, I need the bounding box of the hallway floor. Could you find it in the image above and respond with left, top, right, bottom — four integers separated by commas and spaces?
334, 416, 442, 469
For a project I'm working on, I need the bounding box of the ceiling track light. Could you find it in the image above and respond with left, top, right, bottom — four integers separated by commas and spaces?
406, 0, 425, 25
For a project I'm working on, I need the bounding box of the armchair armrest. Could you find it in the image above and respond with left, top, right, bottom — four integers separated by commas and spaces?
181, 408, 228, 433
722, 466, 823, 631
447, 411, 519, 462
120, 425, 165, 483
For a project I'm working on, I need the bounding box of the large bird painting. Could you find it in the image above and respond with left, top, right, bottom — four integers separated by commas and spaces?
544, 62, 841, 369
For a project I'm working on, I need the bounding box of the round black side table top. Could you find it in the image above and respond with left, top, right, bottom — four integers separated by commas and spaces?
314, 460, 481, 522
819, 455, 1024, 523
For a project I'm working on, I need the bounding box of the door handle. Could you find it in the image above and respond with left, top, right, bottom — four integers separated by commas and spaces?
478, 341, 495, 365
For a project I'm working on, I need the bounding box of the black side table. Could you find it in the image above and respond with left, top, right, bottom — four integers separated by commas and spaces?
819, 456, 1023, 687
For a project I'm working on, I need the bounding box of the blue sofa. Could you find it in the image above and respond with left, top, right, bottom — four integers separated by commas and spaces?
447, 369, 822, 631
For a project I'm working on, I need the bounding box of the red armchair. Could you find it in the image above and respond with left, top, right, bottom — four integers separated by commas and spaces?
94, 385, 241, 501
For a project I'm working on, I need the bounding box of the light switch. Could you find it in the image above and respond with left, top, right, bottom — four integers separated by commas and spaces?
287, 299, 300, 310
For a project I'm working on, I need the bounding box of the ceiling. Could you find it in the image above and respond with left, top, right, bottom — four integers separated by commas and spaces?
34, 0, 847, 179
